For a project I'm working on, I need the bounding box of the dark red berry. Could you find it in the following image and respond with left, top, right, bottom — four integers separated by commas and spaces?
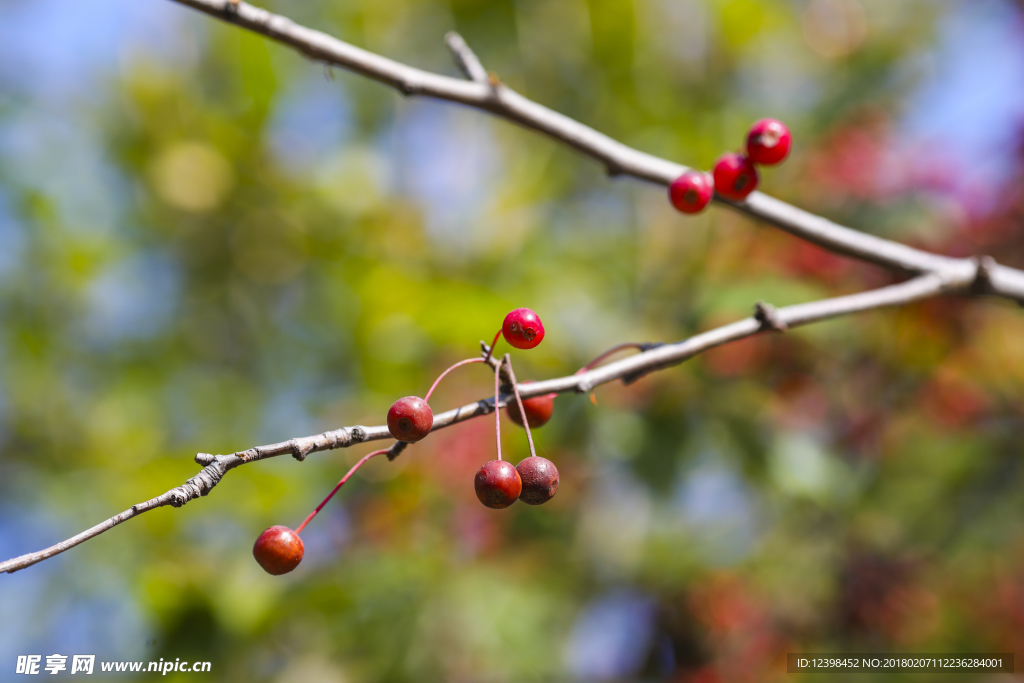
253, 525, 304, 575
474, 460, 522, 509
668, 171, 714, 214
387, 396, 433, 442
713, 153, 759, 201
507, 393, 556, 429
746, 118, 792, 166
502, 308, 545, 350
516, 456, 559, 505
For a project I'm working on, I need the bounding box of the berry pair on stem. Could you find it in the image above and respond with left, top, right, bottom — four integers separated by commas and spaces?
475, 348, 559, 510
668, 118, 792, 213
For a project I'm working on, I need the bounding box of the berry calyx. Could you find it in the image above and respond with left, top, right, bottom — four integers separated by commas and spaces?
502, 308, 545, 350
474, 459, 522, 509
746, 118, 792, 166
668, 171, 714, 214
507, 393, 556, 429
516, 456, 559, 505
713, 153, 759, 201
253, 525, 304, 575
387, 396, 433, 442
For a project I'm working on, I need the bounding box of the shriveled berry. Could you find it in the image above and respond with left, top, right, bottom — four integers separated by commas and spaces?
516, 456, 559, 505
474, 460, 522, 509
387, 396, 433, 442
668, 171, 714, 214
507, 393, 556, 429
746, 118, 792, 166
253, 525, 304, 575
713, 153, 759, 201
502, 308, 545, 350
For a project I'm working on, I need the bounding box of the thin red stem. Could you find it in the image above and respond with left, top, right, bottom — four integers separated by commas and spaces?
494, 363, 502, 461
576, 343, 647, 374
424, 357, 484, 403
503, 355, 537, 459
482, 329, 501, 364
295, 448, 388, 535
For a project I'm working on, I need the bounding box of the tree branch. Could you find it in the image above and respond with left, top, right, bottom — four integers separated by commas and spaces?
4, 0, 1019, 573
165, 0, 1024, 303
0, 272, 967, 574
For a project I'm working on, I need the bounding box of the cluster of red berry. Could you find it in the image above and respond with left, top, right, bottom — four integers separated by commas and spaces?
668, 118, 792, 213
252, 308, 560, 575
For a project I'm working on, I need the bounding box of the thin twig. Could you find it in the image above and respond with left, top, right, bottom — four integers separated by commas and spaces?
165, 0, 1024, 302
443, 31, 488, 84
0, 273, 960, 574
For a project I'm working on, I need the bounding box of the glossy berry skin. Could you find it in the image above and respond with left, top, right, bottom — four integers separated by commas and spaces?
516, 456, 559, 505
668, 171, 714, 214
507, 393, 556, 429
502, 308, 545, 350
474, 460, 522, 509
713, 153, 759, 201
387, 396, 433, 442
253, 525, 304, 575
746, 118, 792, 166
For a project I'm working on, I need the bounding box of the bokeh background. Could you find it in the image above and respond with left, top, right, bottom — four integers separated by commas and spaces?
1, 0, 1024, 680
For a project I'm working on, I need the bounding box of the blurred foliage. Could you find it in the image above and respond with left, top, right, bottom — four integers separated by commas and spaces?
2, 0, 1024, 681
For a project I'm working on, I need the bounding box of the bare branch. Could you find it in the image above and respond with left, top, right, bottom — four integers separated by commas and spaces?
165, 0, 1024, 303
0, 273, 963, 574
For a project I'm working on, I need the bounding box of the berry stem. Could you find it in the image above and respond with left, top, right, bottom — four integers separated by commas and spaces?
482, 329, 501, 365
295, 448, 389, 535
423, 357, 484, 403
576, 342, 649, 374
493, 362, 502, 461
503, 354, 537, 459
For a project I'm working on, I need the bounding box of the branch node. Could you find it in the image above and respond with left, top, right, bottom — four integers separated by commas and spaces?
754, 301, 789, 332
479, 340, 512, 388
290, 438, 315, 462
195, 452, 214, 466
168, 463, 227, 508
971, 255, 997, 295
386, 440, 409, 461
576, 379, 593, 393
239, 447, 261, 463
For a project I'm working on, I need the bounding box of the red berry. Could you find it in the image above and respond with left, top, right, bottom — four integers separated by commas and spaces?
387, 396, 433, 442
746, 118, 792, 166
668, 171, 714, 214
515, 456, 559, 505
474, 460, 522, 509
253, 525, 304, 575
713, 153, 759, 201
507, 393, 556, 429
502, 308, 545, 350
